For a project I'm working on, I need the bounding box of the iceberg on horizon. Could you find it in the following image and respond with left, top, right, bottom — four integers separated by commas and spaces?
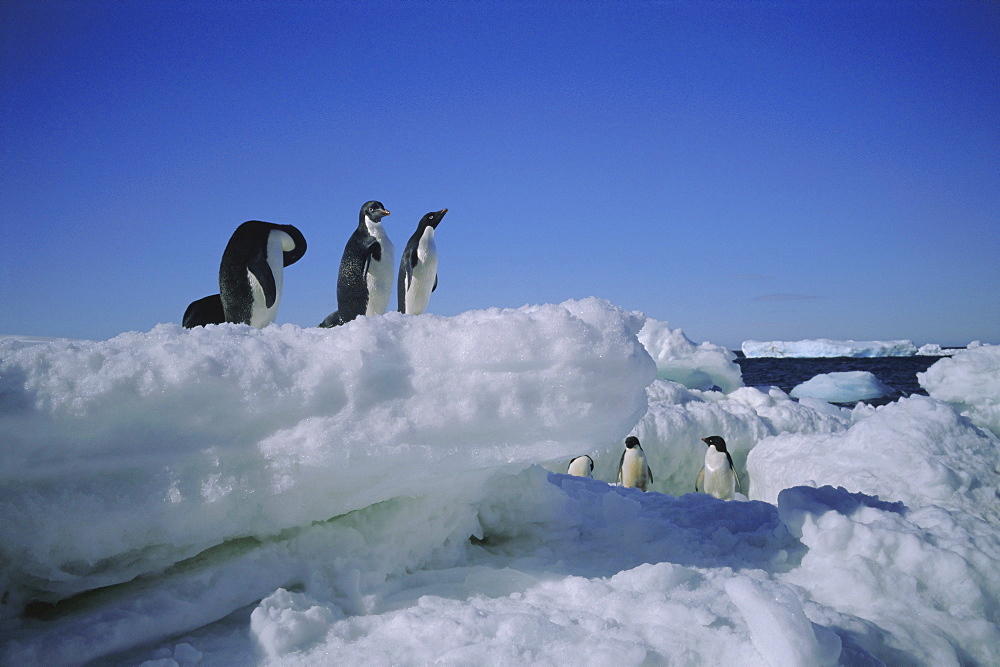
741, 338, 918, 358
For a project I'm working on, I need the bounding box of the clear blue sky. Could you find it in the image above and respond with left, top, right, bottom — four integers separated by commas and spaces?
2, 0, 997, 349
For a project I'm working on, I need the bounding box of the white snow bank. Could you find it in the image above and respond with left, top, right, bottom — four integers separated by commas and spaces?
918, 344, 1000, 437
637, 319, 743, 393
2, 301, 999, 666
748, 395, 1000, 522
0, 298, 655, 611
741, 339, 917, 358
789, 371, 894, 403
623, 381, 856, 497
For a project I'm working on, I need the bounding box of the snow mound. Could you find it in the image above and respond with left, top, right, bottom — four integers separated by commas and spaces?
637, 319, 743, 393
0, 298, 655, 611
918, 344, 1000, 437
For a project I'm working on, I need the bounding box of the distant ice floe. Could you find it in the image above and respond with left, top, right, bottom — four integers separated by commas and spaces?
741, 338, 918, 358
789, 370, 894, 403
1, 302, 998, 666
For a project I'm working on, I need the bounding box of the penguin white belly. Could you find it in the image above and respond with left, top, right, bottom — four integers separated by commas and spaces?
248, 230, 293, 328
620, 451, 649, 490
567, 456, 592, 477
404, 228, 438, 315
365, 223, 394, 316
703, 448, 736, 500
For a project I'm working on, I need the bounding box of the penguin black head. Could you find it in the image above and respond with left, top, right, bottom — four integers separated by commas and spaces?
420, 208, 448, 230
360, 200, 390, 224
701, 435, 727, 452
625, 436, 641, 449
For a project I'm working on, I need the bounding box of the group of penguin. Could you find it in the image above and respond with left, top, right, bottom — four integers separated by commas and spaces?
567, 435, 743, 500
182, 200, 447, 329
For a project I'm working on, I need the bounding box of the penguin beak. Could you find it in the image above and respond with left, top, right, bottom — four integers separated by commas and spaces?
701, 437, 710, 445
380, 209, 390, 217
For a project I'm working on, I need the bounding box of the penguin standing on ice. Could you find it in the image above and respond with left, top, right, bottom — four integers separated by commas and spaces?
217, 221, 307, 328
320, 201, 392, 327
566, 455, 594, 478
696, 435, 742, 500
398, 208, 447, 314
617, 436, 653, 491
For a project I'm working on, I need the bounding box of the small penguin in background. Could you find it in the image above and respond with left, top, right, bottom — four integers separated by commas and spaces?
320, 201, 392, 327
617, 436, 653, 491
398, 208, 448, 314
219, 221, 307, 328
182, 294, 225, 328
566, 455, 594, 478
696, 435, 742, 500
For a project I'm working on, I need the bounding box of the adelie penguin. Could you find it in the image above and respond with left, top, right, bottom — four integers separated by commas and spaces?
398, 208, 448, 315
617, 436, 653, 491
217, 221, 307, 328
566, 455, 594, 478
696, 435, 742, 500
320, 201, 393, 327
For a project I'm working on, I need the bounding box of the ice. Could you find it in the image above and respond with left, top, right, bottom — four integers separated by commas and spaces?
741, 339, 918, 358
918, 344, 1000, 437
2, 299, 999, 665
789, 370, 894, 403
637, 318, 743, 393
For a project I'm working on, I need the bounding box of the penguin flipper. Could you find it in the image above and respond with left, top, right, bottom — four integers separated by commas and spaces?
647, 465, 653, 485
248, 252, 277, 308
432, 274, 438, 292
696, 468, 704, 493
362, 241, 382, 277
726, 452, 742, 493
617, 450, 626, 485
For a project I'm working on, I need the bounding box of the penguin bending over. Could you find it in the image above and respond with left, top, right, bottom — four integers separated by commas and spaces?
696, 435, 741, 500
320, 201, 392, 327
566, 455, 594, 478
398, 208, 448, 314
617, 436, 653, 491
183, 294, 225, 328
219, 221, 307, 328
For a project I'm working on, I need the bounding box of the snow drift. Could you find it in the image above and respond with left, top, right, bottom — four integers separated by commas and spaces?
1, 303, 998, 666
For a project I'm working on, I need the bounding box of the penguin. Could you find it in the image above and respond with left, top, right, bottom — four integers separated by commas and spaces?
695, 435, 742, 500
320, 201, 392, 327
397, 208, 448, 314
219, 221, 307, 328
617, 436, 653, 491
182, 294, 225, 328
566, 455, 594, 478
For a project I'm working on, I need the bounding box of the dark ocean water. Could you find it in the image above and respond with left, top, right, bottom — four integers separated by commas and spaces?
732, 354, 950, 407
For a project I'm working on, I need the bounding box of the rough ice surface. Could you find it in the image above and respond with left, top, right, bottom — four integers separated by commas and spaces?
918, 344, 1000, 437
789, 370, 894, 403
741, 338, 918, 358
1, 300, 998, 666
637, 318, 743, 393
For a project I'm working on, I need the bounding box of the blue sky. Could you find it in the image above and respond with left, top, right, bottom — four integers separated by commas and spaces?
2, 0, 997, 348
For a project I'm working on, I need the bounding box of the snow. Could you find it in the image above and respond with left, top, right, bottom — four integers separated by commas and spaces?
918, 343, 1000, 438
742, 339, 918, 358
789, 370, 894, 403
1, 300, 999, 666
638, 319, 743, 393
